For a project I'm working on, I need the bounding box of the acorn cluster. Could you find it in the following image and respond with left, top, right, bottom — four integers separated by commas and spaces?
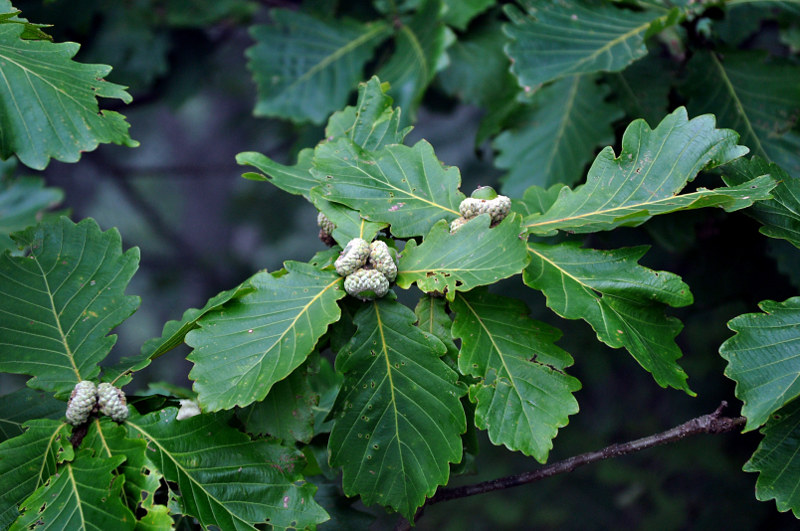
335, 237, 397, 301
450, 186, 511, 233
65, 380, 129, 425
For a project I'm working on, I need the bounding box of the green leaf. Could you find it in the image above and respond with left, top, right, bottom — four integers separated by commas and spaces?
524, 241, 694, 393
329, 297, 466, 519
442, 0, 495, 30
105, 281, 254, 387
743, 399, 800, 517
493, 74, 623, 194
0, 388, 64, 443
504, 0, 679, 89
396, 214, 530, 301
524, 107, 752, 236
514, 183, 562, 217
12, 450, 135, 531
378, 0, 454, 123
0, 7, 52, 42
0, 176, 63, 253
0, 217, 140, 397
83, 418, 168, 523
236, 148, 319, 198
247, 9, 390, 124
414, 294, 458, 361
721, 156, 800, 248
451, 288, 580, 461
186, 261, 345, 411
238, 359, 319, 444
312, 138, 464, 238
309, 188, 387, 247
720, 297, 800, 431
127, 408, 328, 530
0, 419, 72, 529
684, 50, 800, 178
324, 76, 412, 151
0, 23, 137, 170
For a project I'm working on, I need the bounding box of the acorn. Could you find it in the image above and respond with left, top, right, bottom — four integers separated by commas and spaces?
335, 238, 370, 277
368, 240, 397, 282
450, 216, 469, 233
344, 268, 390, 301
65, 381, 97, 426
97, 383, 129, 422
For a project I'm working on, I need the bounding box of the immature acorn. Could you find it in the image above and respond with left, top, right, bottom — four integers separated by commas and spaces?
97, 382, 129, 422
317, 212, 336, 247
335, 238, 370, 277
456, 186, 511, 227
368, 240, 397, 282
450, 216, 469, 233
65, 380, 97, 426
344, 268, 390, 301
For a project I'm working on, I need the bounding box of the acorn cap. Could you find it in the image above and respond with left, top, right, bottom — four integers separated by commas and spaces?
65, 380, 97, 426
344, 268, 390, 301
369, 240, 397, 282
335, 238, 370, 277
97, 382, 129, 422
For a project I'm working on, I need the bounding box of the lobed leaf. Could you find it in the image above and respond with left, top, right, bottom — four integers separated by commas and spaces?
720, 297, 800, 431
743, 399, 800, 517
329, 297, 466, 519
236, 148, 318, 198
313, 138, 464, 238
504, 0, 679, 89
126, 408, 329, 530
0, 217, 140, 397
186, 260, 345, 411
684, 50, 800, 178
451, 288, 580, 461
524, 241, 693, 393
11, 450, 135, 530
414, 294, 458, 361
722, 156, 800, 249
524, 107, 752, 235
396, 214, 529, 301
377, 0, 453, 123
0, 419, 72, 529
493, 74, 623, 194
247, 10, 390, 124
0, 22, 137, 170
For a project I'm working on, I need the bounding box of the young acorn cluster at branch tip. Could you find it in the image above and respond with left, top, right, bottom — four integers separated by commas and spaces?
450, 186, 511, 233
335, 237, 397, 301
65, 380, 129, 425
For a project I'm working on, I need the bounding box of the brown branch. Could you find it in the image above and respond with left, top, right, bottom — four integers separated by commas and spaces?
395, 402, 745, 530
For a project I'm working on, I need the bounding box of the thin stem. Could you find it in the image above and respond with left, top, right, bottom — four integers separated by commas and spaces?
395, 402, 745, 530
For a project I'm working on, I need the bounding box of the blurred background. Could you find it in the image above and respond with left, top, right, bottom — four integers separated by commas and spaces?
3, 1, 800, 529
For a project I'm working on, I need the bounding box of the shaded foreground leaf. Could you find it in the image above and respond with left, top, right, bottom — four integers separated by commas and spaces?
524, 241, 693, 393
187, 261, 345, 411
524, 107, 751, 235
313, 139, 464, 238
504, 0, 678, 89
415, 294, 458, 361
12, 450, 134, 531
722, 157, 800, 249
396, 215, 529, 301
0, 388, 65, 443
720, 297, 800, 431
0, 23, 137, 170
310, 188, 387, 247
0, 419, 72, 529
0, 176, 63, 253
452, 289, 580, 461
494, 74, 623, 194
126, 408, 328, 530
744, 399, 800, 517
0, 217, 140, 397
329, 298, 466, 519
247, 9, 390, 124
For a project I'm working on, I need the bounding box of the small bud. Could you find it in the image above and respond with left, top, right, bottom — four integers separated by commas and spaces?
470, 186, 498, 200
97, 383, 129, 422
344, 268, 390, 301
65, 381, 97, 426
335, 238, 370, 277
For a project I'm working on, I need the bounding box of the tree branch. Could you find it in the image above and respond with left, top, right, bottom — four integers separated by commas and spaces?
395, 402, 745, 530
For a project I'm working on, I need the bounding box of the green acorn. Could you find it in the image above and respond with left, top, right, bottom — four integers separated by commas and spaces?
450, 216, 469, 233
344, 268, 390, 301
369, 240, 397, 282
317, 212, 336, 247
335, 238, 370, 277
65, 380, 97, 426
486, 195, 511, 225
97, 382, 129, 422
459, 197, 485, 219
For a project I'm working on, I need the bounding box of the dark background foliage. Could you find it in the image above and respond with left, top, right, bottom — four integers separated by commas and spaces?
3, 0, 800, 528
